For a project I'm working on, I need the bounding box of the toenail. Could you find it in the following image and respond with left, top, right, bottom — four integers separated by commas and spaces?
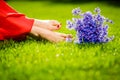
57, 25, 59, 28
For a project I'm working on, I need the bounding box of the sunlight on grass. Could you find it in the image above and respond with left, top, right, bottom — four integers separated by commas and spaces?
0, 1, 120, 80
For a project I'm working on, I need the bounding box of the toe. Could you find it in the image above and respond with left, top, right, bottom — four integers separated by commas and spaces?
50, 20, 61, 27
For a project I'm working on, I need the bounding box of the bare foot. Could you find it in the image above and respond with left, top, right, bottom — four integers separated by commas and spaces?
30, 26, 72, 43
33, 19, 61, 31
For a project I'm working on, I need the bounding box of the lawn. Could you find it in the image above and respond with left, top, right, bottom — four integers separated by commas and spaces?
0, 1, 120, 80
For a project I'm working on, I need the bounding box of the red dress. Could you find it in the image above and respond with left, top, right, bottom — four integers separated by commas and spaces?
0, 0, 34, 40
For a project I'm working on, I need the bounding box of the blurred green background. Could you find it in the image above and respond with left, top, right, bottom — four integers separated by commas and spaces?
5, 0, 119, 3
1, 0, 120, 80
5, 0, 119, 7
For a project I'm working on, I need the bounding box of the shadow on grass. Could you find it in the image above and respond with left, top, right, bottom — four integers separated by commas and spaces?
75, 42, 110, 53
0, 37, 49, 50
76, 42, 104, 49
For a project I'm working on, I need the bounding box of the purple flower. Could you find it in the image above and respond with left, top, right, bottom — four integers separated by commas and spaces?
94, 7, 101, 13
66, 20, 73, 29
72, 7, 81, 16
66, 37, 72, 42
109, 20, 113, 23
66, 7, 114, 44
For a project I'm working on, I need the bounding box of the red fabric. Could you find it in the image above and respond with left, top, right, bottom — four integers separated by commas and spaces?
0, 0, 34, 40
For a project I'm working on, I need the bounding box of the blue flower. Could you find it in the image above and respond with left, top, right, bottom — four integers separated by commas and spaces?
66, 20, 73, 29
94, 7, 101, 13
66, 7, 114, 44
72, 7, 81, 16
66, 37, 72, 42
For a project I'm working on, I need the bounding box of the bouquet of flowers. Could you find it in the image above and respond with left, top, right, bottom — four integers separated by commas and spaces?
66, 7, 114, 44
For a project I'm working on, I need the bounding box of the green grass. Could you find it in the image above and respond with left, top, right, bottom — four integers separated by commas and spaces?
0, 1, 120, 80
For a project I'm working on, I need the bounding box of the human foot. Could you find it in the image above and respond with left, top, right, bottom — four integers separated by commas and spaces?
30, 26, 72, 43
33, 19, 61, 31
